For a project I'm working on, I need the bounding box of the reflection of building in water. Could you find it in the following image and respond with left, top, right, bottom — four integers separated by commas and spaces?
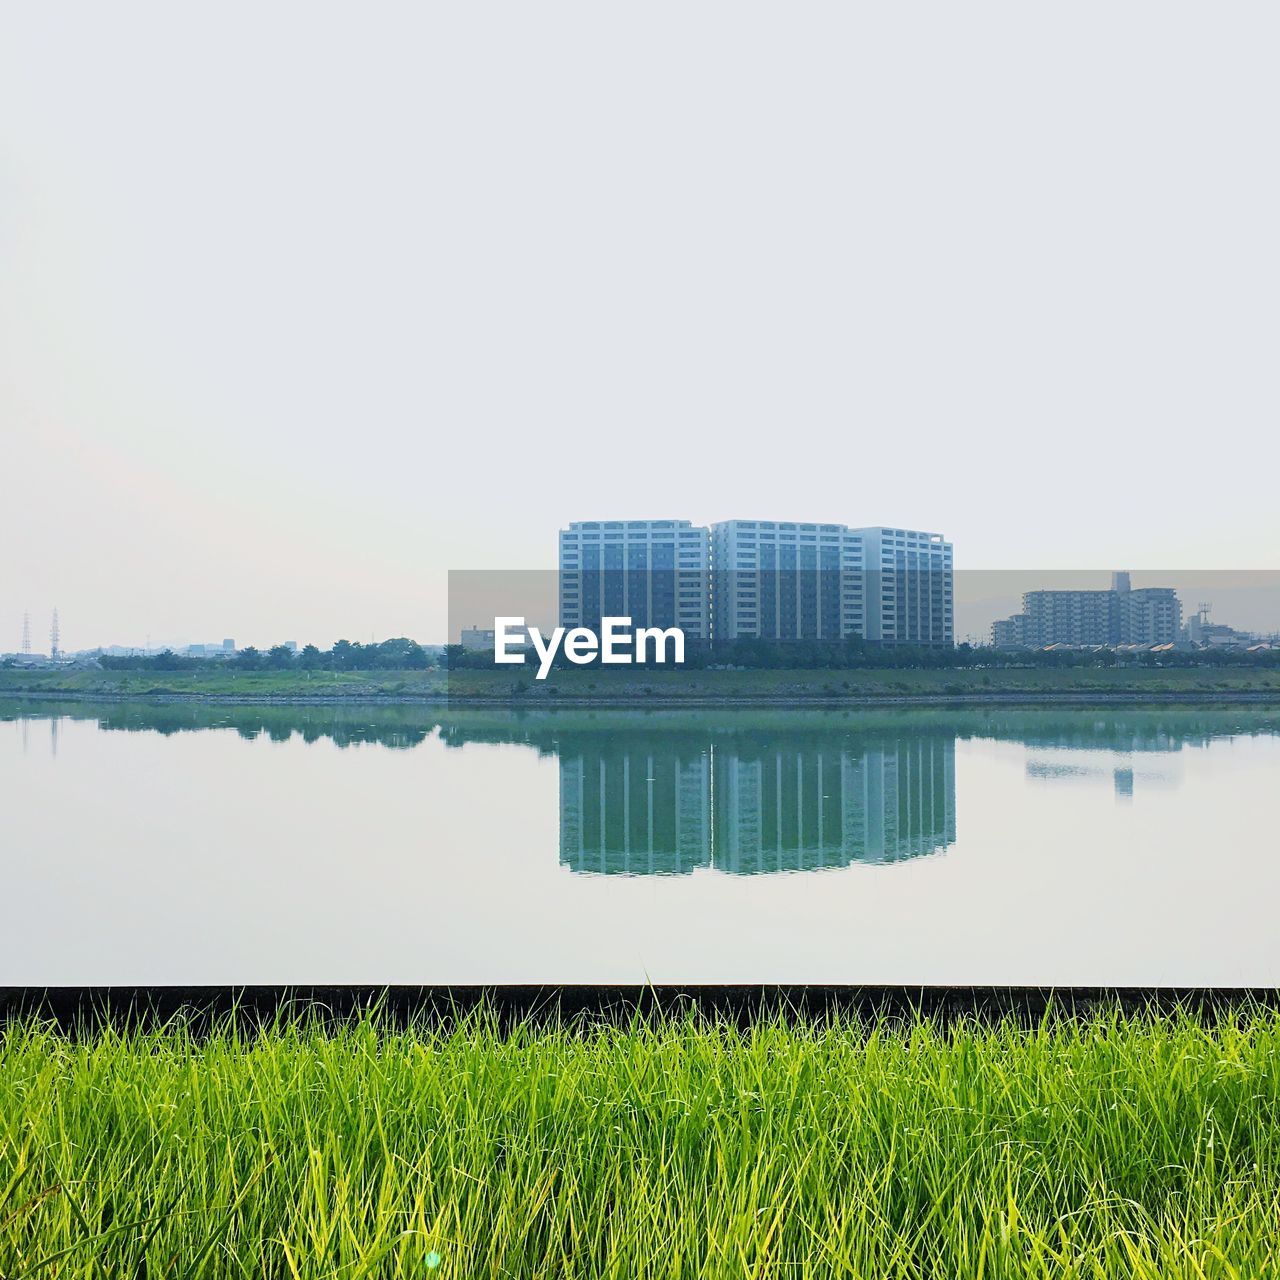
1025, 749, 1173, 798
716, 737, 956, 874
559, 744, 711, 875
559, 733, 956, 876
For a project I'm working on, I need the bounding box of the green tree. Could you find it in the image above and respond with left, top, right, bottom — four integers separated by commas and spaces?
266, 645, 295, 669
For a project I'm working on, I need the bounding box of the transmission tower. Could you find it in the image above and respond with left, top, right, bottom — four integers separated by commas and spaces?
50, 608, 60, 660
21, 612, 31, 655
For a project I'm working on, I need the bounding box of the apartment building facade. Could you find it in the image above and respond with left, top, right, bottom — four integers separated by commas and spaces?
993, 575, 1182, 647
1022, 589, 1120, 646
557, 520, 711, 640
856, 526, 955, 647
711, 521, 953, 647
1121, 587, 1183, 646
560, 519, 954, 648
710, 521, 863, 642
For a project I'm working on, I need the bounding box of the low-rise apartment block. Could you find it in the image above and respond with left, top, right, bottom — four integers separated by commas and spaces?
993, 573, 1182, 647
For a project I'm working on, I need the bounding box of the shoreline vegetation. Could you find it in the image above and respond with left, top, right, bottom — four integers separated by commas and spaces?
2, 664, 1280, 705
3, 1007, 1280, 1275
5, 700, 1279, 757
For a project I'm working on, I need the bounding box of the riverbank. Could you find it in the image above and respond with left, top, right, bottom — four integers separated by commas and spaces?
3, 664, 1279, 705
2, 1007, 1277, 1276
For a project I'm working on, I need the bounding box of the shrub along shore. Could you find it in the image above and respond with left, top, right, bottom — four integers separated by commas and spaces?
3, 1008, 1280, 1277
2, 663, 1280, 703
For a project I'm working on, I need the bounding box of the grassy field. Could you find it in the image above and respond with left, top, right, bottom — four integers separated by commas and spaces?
0, 667, 446, 698
3, 1009, 1280, 1277
476, 664, 1280, 700
2, 663, 1279, 701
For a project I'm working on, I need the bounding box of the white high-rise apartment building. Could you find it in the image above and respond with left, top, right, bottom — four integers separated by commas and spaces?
558, 520, 710, 640
710, 521, 866, 642
856, 526, 954, 647
559, 519, 953, 647
712, 522, 953, 647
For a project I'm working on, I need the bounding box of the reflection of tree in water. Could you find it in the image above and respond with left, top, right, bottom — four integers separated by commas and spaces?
7, 701, 1278, 757
0, 701, 440, 750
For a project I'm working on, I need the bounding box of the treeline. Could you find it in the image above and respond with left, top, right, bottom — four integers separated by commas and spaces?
99, 638, 437, 673
92, 636, 1279, 674
444, 636, 1280, 672
696, 640, 1279, 671
700, 639, 1280, 671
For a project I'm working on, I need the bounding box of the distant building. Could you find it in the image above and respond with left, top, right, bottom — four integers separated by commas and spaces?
991, 615, 1026, 648
0, 652, 54, 668
558, 520, 710, 640
185, 641, 237, 659
1022, 589, 1121, 646
460, 623, 533, 652
1121, 588, 1182, 646
993, 573, 1181, 647
1183, 608, 1262, 648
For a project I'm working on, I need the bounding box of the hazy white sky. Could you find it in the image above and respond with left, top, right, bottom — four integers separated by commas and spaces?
2, 3, 1277, 650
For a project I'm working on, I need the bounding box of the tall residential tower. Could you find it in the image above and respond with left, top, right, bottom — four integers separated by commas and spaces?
560, 519, 953, 647
558, 520, 711, 640
711, 521, 953, 647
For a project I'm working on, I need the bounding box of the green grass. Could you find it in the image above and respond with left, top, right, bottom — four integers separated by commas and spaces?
3, 1009, 1280, 1277
2, 664, 1279, 701
0, 668, 447, 698
487, 664, 1280, 700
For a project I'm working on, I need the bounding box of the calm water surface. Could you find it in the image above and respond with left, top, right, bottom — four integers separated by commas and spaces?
2, 701, 1278, 986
